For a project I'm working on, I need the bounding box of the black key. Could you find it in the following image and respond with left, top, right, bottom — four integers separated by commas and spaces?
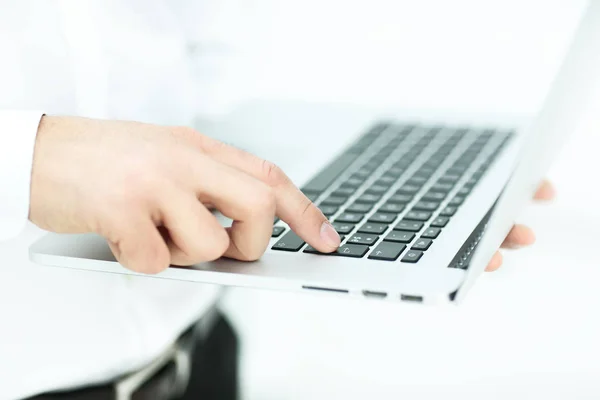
321, 196, 348, 206
303, 192, 320, 202
332, 187, 356, 197
412, 201, 439, 211
383, 167, 405, 177
274, 217, 280, 225
335, 212, 364, 224
439, 174, 461, 183
384, 231, 415, 243
387, 193, 413, 204
407, 176, 428, 186
378, 203, 405, 214
369, 242, 406, 261
340, 178, 364, 188
346, 202, 373, 213
331, 222, 355, 234
431, 216, 450, 227
272, 226, 286, 237
404, 210, 432, 221
376, 176, 397, 185
411, 238, 433, 251
272, 231, 305, 252
319, 205, 339, 216
347, 234, 379, 246
396, 185, 421, 195
357, 222, 388, 234
464, 177, 478, 188
394, 220, 424, 232
448, 196, 465, 206
457, 187, 471, 196
440, 206, 457, 217
302, 153, 360, 193
366, 185, 389, 194
430, 182, 454, 193
369, 213, 397, 224
356, 193, 382, 203
335, 244, 369, 258
352, 170, 371, 179
401, 250, 423, 263
422, 191, 446, 201
421, 227, 441, 239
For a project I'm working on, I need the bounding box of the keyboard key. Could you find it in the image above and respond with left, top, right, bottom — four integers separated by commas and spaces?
387, 193, 413, 204
384, 231, 415, 243
383, 167, 405, 177
303, 192, 320, 202
340, 178, 364, 188
335, 213, 364, 224
346, 202, 373, 213
439, 174, 461, 183
332, 222, 355, 235
369, 242, 406, 261
412, 201, 439, 211
369, 213, 397, 224
407, 176, 428, 186
431, 216, 450, 227
333, 187, 356, 197
430, 182, 454, 193
357, 222, 388, 234
272, 226, 286, 237
421, 227, 441, 239
366, 185, 389, 194
319, 205, 339, 216
321, 196, 347, 206
352, 170, 371, 180
401, 250, 424, 263
394, 220, 424, 232
457, 187, 471, 196
440, 206, 457, 217
449, 196, 465, 206
356, 193, 382, 204
411, 238, 433, 251
396, 185, 421, 195
376, 176, 397, 185
274, 217, 280, 225
272, 231, 305, 252
347, 234, 379, 246
302, 153, 360, 193
336, 244, 369, 258
404, 211, 432, 221
378, 203, 405, 214
422, 191, 446, 201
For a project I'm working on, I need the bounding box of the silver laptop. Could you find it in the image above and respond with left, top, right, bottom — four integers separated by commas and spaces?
30, 1, 598, 304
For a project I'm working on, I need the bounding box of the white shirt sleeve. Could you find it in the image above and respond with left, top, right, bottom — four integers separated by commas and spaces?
0, 110, 44, 241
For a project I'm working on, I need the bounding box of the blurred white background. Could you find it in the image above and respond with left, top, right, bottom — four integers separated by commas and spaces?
197, 2, 600, 399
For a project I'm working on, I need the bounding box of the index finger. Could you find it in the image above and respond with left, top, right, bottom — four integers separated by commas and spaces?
197, 137, 341, 253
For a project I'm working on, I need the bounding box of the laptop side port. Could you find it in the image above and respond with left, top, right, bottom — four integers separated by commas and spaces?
400, 294, 423, 303
302, 285, 349, 294
362, 290, 388, 299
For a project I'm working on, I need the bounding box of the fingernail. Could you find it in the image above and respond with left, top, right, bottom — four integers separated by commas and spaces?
320, 221, 340, 249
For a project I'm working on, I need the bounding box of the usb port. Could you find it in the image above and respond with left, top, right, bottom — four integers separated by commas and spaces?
362, 290, 388, 299
400, 294, 423, 303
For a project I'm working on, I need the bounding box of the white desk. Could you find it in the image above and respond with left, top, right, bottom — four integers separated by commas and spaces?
210, 100, 600, 400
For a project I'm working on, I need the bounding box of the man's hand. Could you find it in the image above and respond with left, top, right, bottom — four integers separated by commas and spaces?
485, 180, 555, 272
29, 116, 552, 275
29, 116, 341, 273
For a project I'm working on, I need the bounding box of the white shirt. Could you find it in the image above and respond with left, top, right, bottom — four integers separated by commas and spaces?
0, 2, 246, 398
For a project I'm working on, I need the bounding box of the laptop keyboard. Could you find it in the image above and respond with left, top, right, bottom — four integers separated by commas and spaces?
271, 123, 513, 263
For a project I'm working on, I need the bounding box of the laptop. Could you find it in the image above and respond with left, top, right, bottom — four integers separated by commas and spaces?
29, 1, 598, 304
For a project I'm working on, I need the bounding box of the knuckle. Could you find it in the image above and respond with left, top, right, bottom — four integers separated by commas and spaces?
246, 184, 276, 215
261, 160, 287, 187
203, 230, 230, 261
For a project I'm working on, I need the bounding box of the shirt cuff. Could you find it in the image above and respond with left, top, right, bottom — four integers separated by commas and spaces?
0, 110, 44, 241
